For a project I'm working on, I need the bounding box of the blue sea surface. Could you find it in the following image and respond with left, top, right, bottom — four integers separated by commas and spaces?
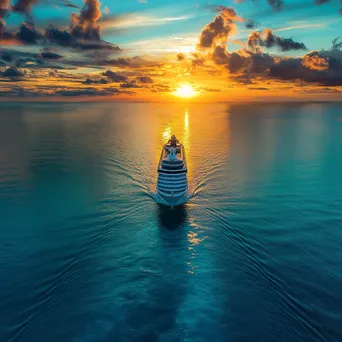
0, 102, 342, 342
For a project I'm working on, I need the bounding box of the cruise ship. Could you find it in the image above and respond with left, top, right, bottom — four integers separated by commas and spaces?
157, 135, 188, 207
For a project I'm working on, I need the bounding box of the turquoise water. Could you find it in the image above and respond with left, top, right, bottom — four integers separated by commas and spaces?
0, 102, 342, 342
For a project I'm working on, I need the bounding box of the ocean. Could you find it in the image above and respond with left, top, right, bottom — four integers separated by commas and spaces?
0, 102, 342, 342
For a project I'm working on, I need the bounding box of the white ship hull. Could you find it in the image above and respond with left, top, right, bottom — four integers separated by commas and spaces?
156, 136, 188, 207
157, 189, 188, 207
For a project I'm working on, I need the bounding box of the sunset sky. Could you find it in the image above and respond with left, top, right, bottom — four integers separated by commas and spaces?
0, 0, 342, 101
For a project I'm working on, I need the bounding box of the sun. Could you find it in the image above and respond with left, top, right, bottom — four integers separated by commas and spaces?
173, 84, 198, 98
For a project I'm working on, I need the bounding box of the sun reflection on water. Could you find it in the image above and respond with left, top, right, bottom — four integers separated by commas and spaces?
186, 217, 204, 275
184, 110, 189, 130
163, 127, 171, 141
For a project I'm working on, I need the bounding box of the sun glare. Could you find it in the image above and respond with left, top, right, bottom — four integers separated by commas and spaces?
173, 84, 198, 98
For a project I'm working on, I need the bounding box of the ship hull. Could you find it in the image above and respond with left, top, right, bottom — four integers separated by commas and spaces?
156, 138, 189, 207
156, 189, 188, 207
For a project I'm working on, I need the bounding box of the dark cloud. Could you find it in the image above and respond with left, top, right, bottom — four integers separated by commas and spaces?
120, 80, 140, 88
44, 24, 120, 51
71, 0, 101, 40
104, 57, 131, 67
16, 22, 42, 44
263, 28, 307, 51
40, 49, 63, 59
0, 86, 135, 97
83, 77, 108, 84
267, 0, 284, 11
1, 51, 13, 62
45, 25, 76, 47
102, 70, 127, 82
210, 44, 342, 86
176, 53, 186, 61
299, 87, 341, 93
269, 53, 342, 85
227, 51, 250, 74
136, 76, 153, 84
211, 45, 229, 65
54, 87, 122, 97
248, 31, 262, 50
249, 51, 275, 74
1, 66, 25, 77
245, 19, 257, 29
332, 37, 342, 50
78, 40, 120, 51
315, 0, 333, 4
1, 0, 121, 52
15, 56, 38, 67
196, 2, 338, 89
198, 6, 239, 50
248, 29, 307, 52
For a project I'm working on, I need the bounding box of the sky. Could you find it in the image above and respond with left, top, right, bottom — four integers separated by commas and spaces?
0, 0, 342, 101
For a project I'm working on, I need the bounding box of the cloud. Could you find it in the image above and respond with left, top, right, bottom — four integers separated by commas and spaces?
83, 77, 108, 84
267, 0, 284, 11
248, 29, 307, 51
0, 85, 136, 97
1, 0, 121, 52
315, 0, 333, 4
136, 76, 153, 84
120, 80, 140, 88
16, 22, 43, 44
44, 24, 120, 50
269, 51, 342, 85
176, 53, 186, 61
45, 25, 76, 47
245, 19, 257, 29
263, 28, 307, 51
54, 87, 122, 96
198, 6, 239, 50
102, 70, 127, 82
194, 6, 342, 87
71, 0, 101, 40
332, 37, 342, 50
1, 0, 341, 99
150, 83, 173, 92
301, 51, 329, 70
1, 66, 25, 77
1, 51, 13, 62
40, 49, 63, 59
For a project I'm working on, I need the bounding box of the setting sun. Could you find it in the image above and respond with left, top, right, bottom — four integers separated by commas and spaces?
173, 85, 198, 98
